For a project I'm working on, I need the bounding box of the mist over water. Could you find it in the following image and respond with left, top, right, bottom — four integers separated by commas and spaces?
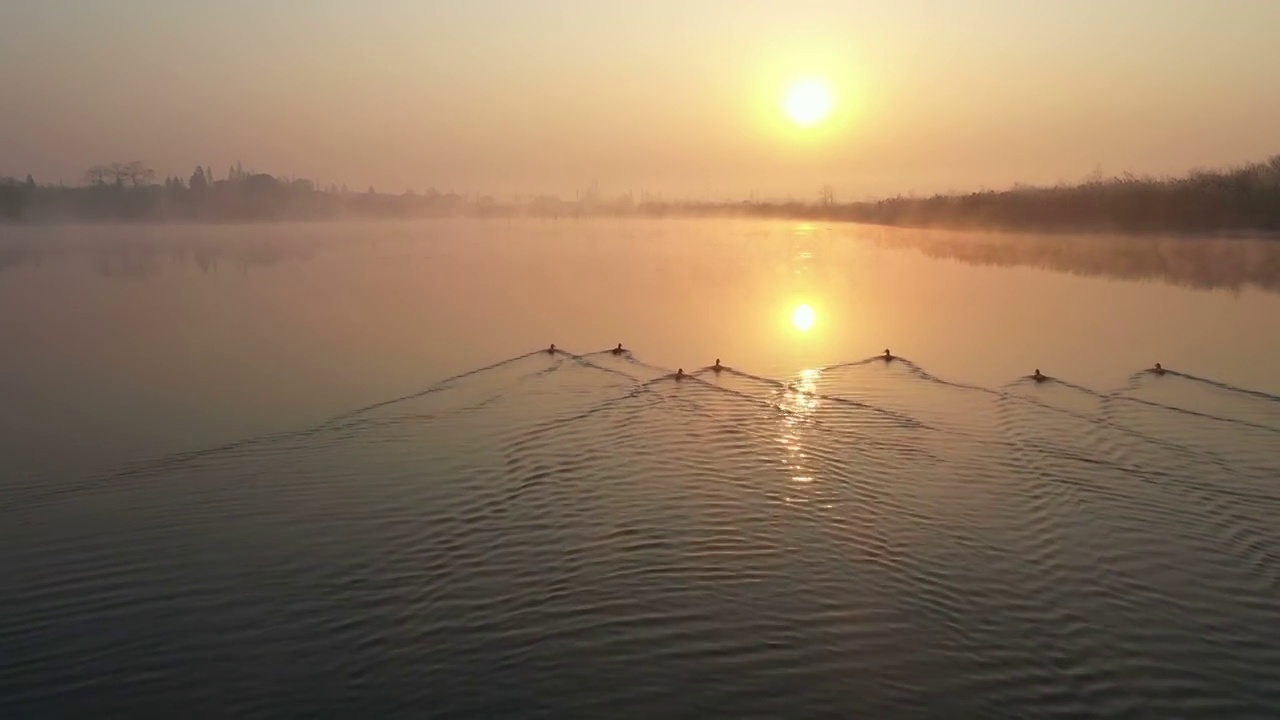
3, 219, 1280, 717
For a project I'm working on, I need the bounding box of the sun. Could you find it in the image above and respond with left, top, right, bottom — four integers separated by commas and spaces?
784, 81, 833, 127
792, 303, 817, 332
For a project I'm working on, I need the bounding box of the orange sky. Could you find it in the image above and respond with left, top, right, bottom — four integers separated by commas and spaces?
3, 0, 1279, 200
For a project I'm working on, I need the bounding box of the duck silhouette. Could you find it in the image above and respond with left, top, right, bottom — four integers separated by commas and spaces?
611, 343, 625, 356
1032, 369, 1046, 383
712, 358, 723, 372
1152, 362, 1166, 375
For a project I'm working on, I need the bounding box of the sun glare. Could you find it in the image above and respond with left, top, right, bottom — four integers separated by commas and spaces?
792, 303, 817, 332
784, 81, 834, 127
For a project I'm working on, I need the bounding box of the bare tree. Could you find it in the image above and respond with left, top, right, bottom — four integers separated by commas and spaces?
85, 164, 111, 186
819, 184, 835, 208
122, 161, 155, 187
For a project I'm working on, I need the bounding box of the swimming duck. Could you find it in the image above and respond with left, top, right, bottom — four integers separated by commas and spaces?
611, 343, 625, 355
676, 368, 685, 380
547, 343, 556, 354
1033, 369, 1046, 383
1152, 362, 1166, 375
883, 348, 894, 361
712, 358, 723, 372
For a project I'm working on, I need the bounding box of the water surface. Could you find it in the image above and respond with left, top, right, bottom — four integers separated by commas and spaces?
2, 220, 1279, 717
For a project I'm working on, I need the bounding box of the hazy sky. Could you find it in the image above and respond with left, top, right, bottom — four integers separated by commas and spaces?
3, 0, 1279, 199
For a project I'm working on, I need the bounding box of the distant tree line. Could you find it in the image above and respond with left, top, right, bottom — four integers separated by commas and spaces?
644, 156, 1280, 235
2, 155, 1279, 234
841, 155, 1280, 234
0, 161, 494, 222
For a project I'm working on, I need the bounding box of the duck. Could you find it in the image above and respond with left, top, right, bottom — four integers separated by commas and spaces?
547, 343, 557, 354
883, 348, 894, 361
712, 358, 723, 372
611, 343, 625, 356
1152, 362, 1166, 375
1032, 369, 1046, 383
675, 368, 686, 380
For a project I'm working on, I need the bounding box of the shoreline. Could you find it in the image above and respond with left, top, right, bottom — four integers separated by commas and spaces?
4, 210, 1280, 241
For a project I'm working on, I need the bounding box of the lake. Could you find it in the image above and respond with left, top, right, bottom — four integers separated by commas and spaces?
3, 219, 1279, 717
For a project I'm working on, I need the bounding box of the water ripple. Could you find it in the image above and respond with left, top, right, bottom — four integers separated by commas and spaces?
3, 348, 1279, 717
